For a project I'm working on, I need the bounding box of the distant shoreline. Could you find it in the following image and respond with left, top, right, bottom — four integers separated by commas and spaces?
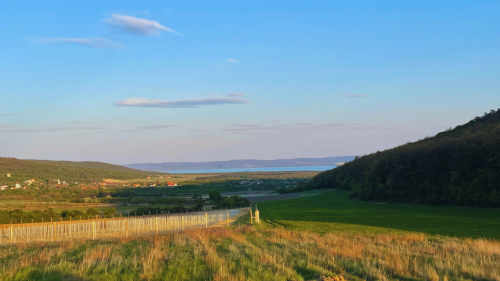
125, 156, 355, 172
164, 165, 337, 174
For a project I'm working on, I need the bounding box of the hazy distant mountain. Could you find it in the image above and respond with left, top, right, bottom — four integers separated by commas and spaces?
125, 156, 356, 171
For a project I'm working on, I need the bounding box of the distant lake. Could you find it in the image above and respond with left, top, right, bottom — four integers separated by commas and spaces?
163, 165, 337, 174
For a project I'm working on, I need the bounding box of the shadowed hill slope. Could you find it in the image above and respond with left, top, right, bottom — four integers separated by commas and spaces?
309, 109, 500, 207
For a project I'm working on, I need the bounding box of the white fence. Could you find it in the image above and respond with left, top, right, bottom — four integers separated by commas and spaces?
0, 209, 241, 244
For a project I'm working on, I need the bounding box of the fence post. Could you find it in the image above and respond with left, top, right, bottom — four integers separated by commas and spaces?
10, 224, 13, 244
125, 220, 129, 238
92, 221, 95, 240
155, 216, 158, 234
227, 212, 229, 226
205, 213, 208, 228
54, 222, 57, 241
250, 210, 253, 224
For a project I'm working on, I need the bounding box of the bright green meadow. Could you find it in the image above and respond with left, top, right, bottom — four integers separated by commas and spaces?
258, 189, 500, 240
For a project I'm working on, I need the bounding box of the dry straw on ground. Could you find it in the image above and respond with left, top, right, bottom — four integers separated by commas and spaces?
0, 226, 499, 280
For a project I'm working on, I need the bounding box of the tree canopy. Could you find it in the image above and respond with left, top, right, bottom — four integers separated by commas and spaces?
309, 109, 500, 207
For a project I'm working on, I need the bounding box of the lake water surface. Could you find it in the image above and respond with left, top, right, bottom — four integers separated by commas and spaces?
163, 165, 337, 174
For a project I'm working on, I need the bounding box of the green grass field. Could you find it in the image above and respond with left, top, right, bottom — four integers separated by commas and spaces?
258, 189, 500, 240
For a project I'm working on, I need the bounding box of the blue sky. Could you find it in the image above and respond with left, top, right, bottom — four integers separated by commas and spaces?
0, 0, 499, 164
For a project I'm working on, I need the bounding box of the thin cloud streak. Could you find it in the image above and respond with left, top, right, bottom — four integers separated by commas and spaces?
134, 125, 176, 129
0, 126, 107, 133
114, 97, 252, 108
222, 123, 378, 133
0, 113, 16, 117
228, 93, 246, 97
105, 14, 181, 36
343, 94, 367, 98
227, 59, 238, 63
28, 37, 124, 49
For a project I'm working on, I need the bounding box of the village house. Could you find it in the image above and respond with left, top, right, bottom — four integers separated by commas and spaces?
0, 185, 7, 191
24, 178, 35, 185
167, 181, 177, 187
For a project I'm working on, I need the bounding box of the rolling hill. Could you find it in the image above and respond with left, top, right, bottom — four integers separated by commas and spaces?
0, 158, 155, 186
309, 109, 500, 207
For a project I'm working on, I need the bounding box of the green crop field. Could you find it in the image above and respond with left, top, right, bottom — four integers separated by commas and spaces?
258, 189, 500, 240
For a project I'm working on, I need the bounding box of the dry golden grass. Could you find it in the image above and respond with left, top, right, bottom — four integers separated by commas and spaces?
0, 226, 499, 280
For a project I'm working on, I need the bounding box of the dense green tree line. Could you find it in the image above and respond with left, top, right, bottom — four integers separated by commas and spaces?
0, 208, 119, 224
309, 109, 500, 207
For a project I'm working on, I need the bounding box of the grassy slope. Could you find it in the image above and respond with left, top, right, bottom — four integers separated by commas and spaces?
2, 222, 500, 280
33, 160, 148, 174
258, 189, 500, 240
0, 158, 154, 185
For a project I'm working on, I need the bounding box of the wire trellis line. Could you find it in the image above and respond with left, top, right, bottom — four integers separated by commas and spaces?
0, 209, 241, 244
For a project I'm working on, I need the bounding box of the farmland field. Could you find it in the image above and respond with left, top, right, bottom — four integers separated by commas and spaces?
258, 189, 500, 240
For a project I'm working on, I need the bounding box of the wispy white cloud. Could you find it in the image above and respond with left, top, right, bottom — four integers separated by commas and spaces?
28, 37, 124, 49
134, 124, 176, 129
227, 59, 238, 63
105, 14, 181, 36
342, 94, 367, 98
114, 97, 251, 108
228, 92, 246, 97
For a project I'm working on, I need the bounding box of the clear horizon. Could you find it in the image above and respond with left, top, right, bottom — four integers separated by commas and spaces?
1, 0, 499, 164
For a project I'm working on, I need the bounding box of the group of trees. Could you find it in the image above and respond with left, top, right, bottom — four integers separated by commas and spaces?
0, 207, 118, 224
309, 109, 500, 208
208, 190, 251, 208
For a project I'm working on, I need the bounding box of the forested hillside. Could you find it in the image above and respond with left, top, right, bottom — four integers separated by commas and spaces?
0, 158, 154, 186
33, 160, 144, 173
310, 109, 500, 207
